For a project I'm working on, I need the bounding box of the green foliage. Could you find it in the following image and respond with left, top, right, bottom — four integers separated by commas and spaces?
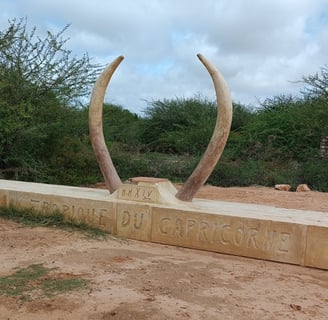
231, 103, 255, 132
302, 64, 328, 99
0, 205, 108, 239
41, 275, 88, 298
234, 95, 327, 161
0, 17, 101, 105
141, 97, 254, 155
0, 264, 88, 300
299, 158, 328, 191
0, 18, 101, 180
0, 264, 49, 298
102, 104, 143, 150
207, 159, 302, 188
112, 151, 198, 182
141, 96, 217, 154
108, 92, 327, 191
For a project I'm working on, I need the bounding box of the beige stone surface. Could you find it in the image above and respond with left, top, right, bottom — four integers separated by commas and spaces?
275, 184, 291, 191
0, 179, 327, 270
128, 177, 169, 183
6, 188, 116, 234
116, 183, 159, 203
0, 179, 110, 199
151, 207, 307, 265
296, 184, 311, 192
116, 203, 151, 241
115, 178, 182, 206
0, 190, 7, 206
305, 226, 328, 269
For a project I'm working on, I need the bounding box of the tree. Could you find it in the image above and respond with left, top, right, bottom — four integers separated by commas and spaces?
0, 18, 101, 177
102, 104, 142, 148
237, 95, 327, 161
141, 96, 217, 154
302, 65, 328, 99
230, 103, 254, 132
0, 18, 102, 105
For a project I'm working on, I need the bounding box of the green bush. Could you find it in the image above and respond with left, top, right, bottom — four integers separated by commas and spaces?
102, 104, 143, 151
235, 95, 327, 162
0, 18, 100, 180
298, 158, 328, 191
141, 96, 217, 154
112, 151, 198, 182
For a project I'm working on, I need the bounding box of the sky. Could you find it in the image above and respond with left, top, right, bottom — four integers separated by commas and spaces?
1, 0, 328, 114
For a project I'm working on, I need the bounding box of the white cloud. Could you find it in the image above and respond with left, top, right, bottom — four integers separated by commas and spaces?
1, 0, 327, 113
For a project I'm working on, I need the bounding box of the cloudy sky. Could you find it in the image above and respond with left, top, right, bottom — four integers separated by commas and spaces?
1, 0, 327, 114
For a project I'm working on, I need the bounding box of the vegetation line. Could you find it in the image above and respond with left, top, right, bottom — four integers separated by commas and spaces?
0, 205, 109, 239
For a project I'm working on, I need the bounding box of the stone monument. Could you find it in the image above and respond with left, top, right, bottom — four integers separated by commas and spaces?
0, 54, 327, 270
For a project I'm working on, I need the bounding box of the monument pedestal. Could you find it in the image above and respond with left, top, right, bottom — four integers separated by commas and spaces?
1, 178, 327, 270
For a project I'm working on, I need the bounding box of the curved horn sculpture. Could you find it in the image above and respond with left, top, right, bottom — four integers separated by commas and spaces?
89, 56, 124, 193
175, 54, 233, 201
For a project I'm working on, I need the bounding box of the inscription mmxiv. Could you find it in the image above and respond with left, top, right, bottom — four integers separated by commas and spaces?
158, 217, 292, 254
118, 185, 158, 203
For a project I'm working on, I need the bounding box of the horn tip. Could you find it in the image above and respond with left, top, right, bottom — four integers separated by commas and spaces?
197, 53, 204, 60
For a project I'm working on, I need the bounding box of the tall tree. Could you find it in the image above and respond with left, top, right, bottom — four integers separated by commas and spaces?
302, 65, 328, 99
0, 18, 101, 176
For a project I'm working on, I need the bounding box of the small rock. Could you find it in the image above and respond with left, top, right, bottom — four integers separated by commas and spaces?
274, 184, 291, 191
296, 184, 311, 192
290, 304, 302, 311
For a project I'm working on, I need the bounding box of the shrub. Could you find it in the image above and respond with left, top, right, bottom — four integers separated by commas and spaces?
141, 96, 217, 154
236, 95, 327, 162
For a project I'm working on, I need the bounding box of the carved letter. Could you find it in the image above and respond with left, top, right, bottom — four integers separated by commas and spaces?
121, 210, 130, 226
159, 218, 170, 234
247, 228, 259, 249
198, 221, 210, 241
263, 229, 277, 251
278, 232, 291, 252
233, 226, 244, 247
134, 213, 144, 229
186, 219, 197, 237
220, 224, 231, 245
173, 218, 183, 238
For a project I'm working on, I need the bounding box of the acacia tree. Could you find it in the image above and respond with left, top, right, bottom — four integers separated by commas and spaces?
0, 18, 101, 105
0, 18, 101, 177
302, 65, 328, 99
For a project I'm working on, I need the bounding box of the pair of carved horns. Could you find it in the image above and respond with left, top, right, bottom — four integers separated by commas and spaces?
89, 54, 232, 201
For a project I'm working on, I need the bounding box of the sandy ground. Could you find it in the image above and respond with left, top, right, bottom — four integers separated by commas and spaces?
189, 184, 328, 212
0, 185, 328, 320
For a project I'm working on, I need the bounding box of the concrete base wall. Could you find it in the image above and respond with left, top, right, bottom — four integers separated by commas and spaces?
1, 178, 327, 270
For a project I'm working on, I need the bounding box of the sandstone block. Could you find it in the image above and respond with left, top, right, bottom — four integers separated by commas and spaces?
275, 184, 291, 191
304, 226, 328, 269
116, 203, 152, 241
7, 188, 116, 234
296, 184, 311, 192
1, 179, 327, 270
0, 190, 7, 206
115, 177, 180, 206
151, 207, 307, 265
